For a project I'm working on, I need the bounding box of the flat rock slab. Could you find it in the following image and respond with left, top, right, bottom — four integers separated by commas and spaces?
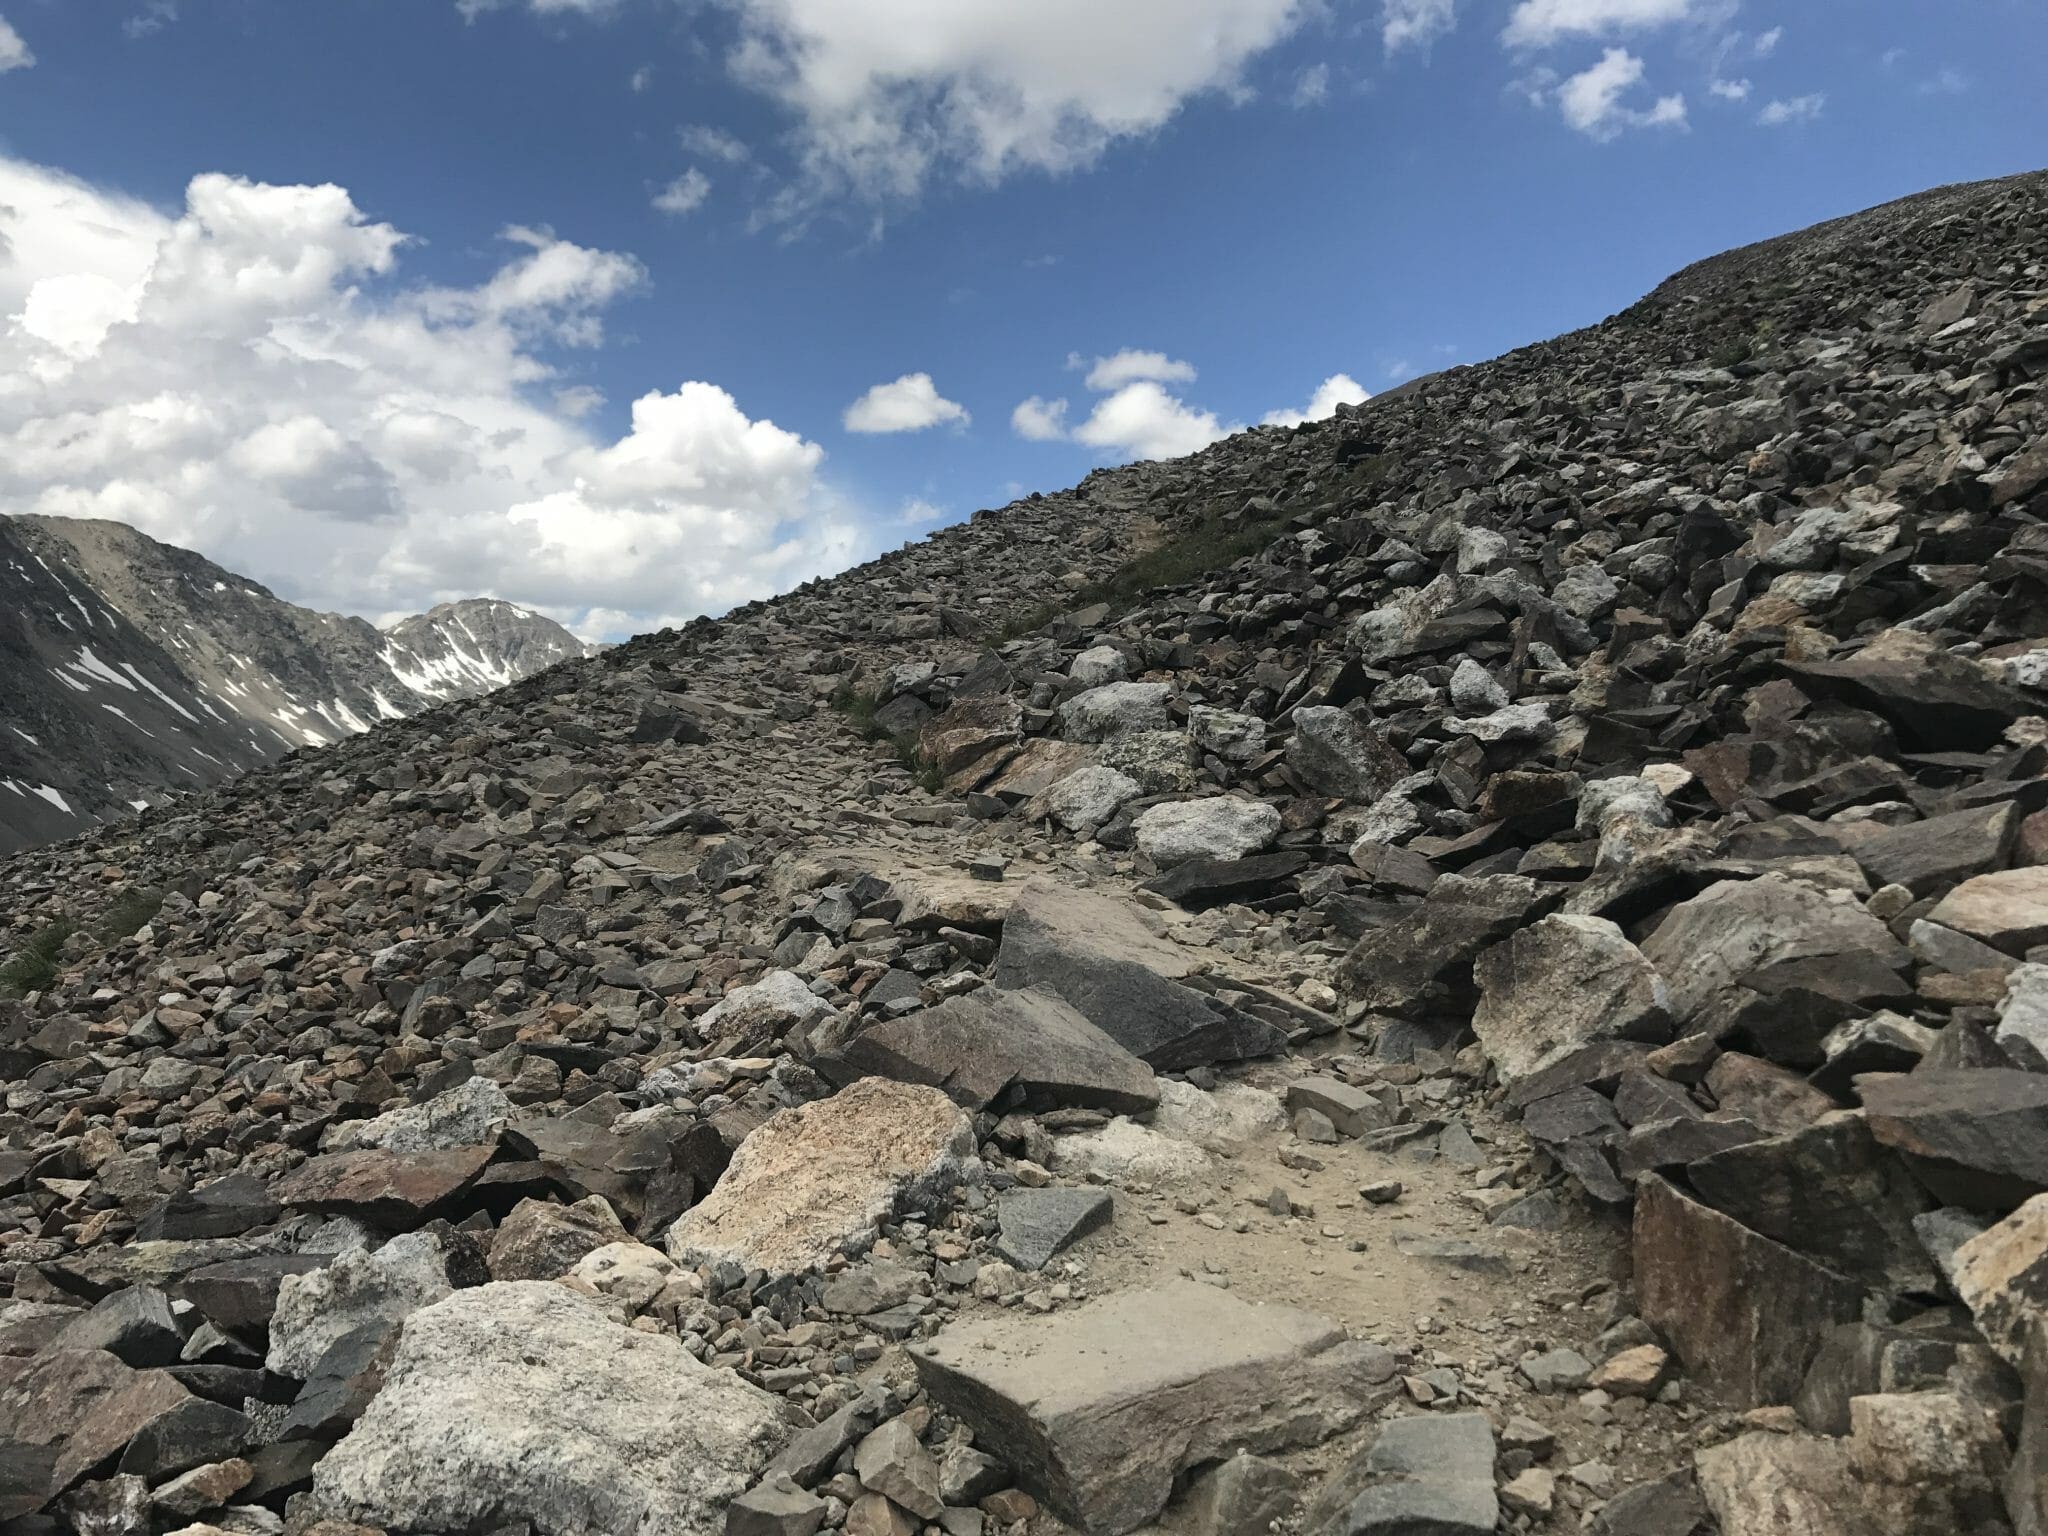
1635, 1176, 1862, 1407
1860, 1067, 2048, 1207
992, 895, 1286, 1071
270, 1145, 493, 1227
0, 1349, 193, 1517
993, 1187, 1113, 1270
819, 987, 1158, 1115
1927, 866, 2048, 954
912, 1279, 1397, 1535
666, 1078, 979, 1276
1306, 1412, 1500, 1536
312, 1282, 788, 1536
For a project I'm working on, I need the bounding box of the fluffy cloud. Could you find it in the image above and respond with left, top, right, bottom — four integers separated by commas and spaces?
1011, 395, 1070, 440
1556, 48, 1686, 138
0, 154, 866, 641
842, 372, 970, 433
1073, 382, 1230, 462
1503, 0, 1693, 49
653, 167, 712, 215
1709, 77, 1750, 101
124, 3, 178, 39
713, 0, 1314, 208
0, 15, 30, 71
1382, 0, 1457, 53
1073, 348, 1198, 391
1757, 93, 1823, 125
1262, 372, 1369, 428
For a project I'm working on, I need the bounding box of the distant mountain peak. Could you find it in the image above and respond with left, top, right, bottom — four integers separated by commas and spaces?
0, 516, 593, 852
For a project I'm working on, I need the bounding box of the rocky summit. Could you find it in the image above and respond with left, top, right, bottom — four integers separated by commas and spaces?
1, 170, 2046, 1536
0, 514, 594, 855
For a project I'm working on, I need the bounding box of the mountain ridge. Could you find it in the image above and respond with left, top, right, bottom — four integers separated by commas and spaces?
0, 513, 593, 852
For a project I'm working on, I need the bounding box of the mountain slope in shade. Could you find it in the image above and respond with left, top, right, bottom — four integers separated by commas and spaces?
0, 514, 594, 853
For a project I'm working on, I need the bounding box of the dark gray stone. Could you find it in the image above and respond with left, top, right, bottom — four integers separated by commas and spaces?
994, 1187, 1113, 1271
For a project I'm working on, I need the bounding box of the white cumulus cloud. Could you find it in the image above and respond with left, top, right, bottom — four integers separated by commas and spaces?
1073, 381, 1232, 462
842, 372, 970, 433
1262, 372, 1370, 428
1556, 48, 1686, 139
1011, 395, 1071, 441
1073, 348, 1198, 391
1503, 0, 1694, 49
0, 154, 868, 642
712, 0, 1315, 210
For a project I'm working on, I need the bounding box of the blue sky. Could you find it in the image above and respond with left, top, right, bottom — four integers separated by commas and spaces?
0, 1, 2040, 638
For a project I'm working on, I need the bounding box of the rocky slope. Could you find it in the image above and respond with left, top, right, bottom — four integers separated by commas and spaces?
1, 169, 2047, 1536
0, 516, 593, 854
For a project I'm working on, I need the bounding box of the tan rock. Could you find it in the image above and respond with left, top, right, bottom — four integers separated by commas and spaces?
666, 1078, 980, 1276
1952, 1192, 2048, 1369
1590, 1344, 1670, 1399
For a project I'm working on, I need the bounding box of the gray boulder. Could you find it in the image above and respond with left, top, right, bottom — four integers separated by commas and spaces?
267, 1230, 452, 1379
1286, 708, 1407, 802
1472, 914, 1672, 1085
1133, 798, 1282, 869
312, 1282, 788, 1536
1059, 682, 1173, 743
913, 1279, 1398, 1535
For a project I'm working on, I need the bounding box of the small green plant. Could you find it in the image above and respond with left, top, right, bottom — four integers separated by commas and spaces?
98, 886, 164, 942
831, 687, 940, 789
0, 919, 77, 998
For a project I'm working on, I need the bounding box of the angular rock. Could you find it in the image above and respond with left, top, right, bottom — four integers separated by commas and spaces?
266, 1230, 453, 1379
270, 1145, 493, 1228
312, 1282, 789, 1536
819, 987, 1158, 1115
1041, 766, 1140, 835
993, 1187, 1113, 1271
1634, 1175, 1863, 1406
992, 894, 1286, 1070
51, 1286, 183, 1369
1340, 873, 1558, 1014
0, 1351, 192, 1518
134, 1173, 281, 1242
328, 1076, 512, 1154
1952, 1193, 2048, 1369
1472, 914, 1672, 1085
487, 1195, 630, 1281
1782, 642, 2035, 751
1641, 877, 1909, 1027
1141, 851, 1310, 908
700, 970, 835, 1043
1059, 683, 1173, 743
728, 1476, 829, 1536
853, 1418, 945, 1520
666, 1078, 979, 1276
1928, 866, 2048, 955
1286, 707, 1407, 802
1685, 1111, 1935, 1291
913, 1279, 1398, 1536
1861, 1068, 2048, 1207
1133, 799, 1282, 869
1181, 1453, 1300, 1536
1303, 1413, 1498, 1536
1852, 801, 2018, 895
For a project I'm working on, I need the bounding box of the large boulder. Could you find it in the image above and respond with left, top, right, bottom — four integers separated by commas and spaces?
911, 1279, 1399, 1535
1286, 707, 1408, 802
1634, 1175, 1863, 1407
699, 970, 836, 1044
991, 890, 1287, 1070
1041, 765, 1141, 835
1133, 799, 1283, 869
1861, 1068, 2048, 1208
1302, 1413, 1499, 1536
311, 1282, 788, 1536
665, 1079, 979, 1276
0, 1350, 194, 1518
1341, 874, 1558, 1015
817, 987, 1159, 1115
1928, 867, 2048, 956
1640, 877, 1909, 1027
1059, 682, 1174, 742
1951, 1193, 2048, 1369
329, 1076, 511, 1153
267, 1230, 453, 1379
1471, 914, 1672, 1085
